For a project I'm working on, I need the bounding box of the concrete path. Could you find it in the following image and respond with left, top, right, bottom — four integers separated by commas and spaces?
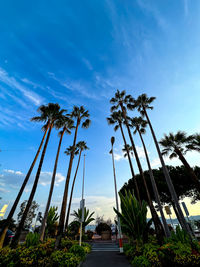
81, 251, 131, 267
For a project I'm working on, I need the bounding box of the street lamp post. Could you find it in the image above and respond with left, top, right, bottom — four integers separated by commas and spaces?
79, 154, 85, 246
110, 137, 123, 253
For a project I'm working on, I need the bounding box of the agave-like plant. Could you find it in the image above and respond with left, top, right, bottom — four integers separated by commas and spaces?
114, 190, 152, 247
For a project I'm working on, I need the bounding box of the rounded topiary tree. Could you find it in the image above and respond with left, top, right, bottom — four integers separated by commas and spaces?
95, 223, 111, 235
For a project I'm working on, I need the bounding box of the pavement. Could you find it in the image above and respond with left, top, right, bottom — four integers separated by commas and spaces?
81, 251, 131, 267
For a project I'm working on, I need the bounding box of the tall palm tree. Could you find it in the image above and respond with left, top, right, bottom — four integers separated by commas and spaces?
0, 104, 55, 248
107, 111, 141, 204
130, 116, 170, 237
159, 131, 200, 193
55, 106, 91, 248
110, 90, 164, 241
39, 116, 74, 241
11, 103, 65, 247
134, 93, 193, 237
65, 141, 89, 229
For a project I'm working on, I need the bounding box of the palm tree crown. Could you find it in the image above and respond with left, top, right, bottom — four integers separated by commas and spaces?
71, 106, 91, 128
107, 111, 125, 131
31, 103, 66, 128
65, 145, 79, 156
122, 144, 133, 158
76, 141, 89, 152
110, 90, 134, 112
159, 131, 194, 159
129, 116, 148, 135
134, 94, 156, 114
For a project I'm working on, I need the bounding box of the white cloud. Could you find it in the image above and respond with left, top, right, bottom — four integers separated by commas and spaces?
39, 172, 65, 186
4, 169, 23, 175
82, 58, 93, 71
0, 67, 43, 106
47, 72, 99, 100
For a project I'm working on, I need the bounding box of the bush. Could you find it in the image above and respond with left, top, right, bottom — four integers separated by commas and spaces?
60, 238, 78, 249
25, 232, 40, 247
95, 223, 111, 235
131, 255, 151, 267
51, 251, 79, 267
69, 244, 85, 260
81, 242, 92, 253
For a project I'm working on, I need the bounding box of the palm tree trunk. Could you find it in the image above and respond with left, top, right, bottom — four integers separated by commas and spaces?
65, 150, 82, 230
175, 148, 200, 193
119, 123, 141, 205
0, 124, 49, 248
143, 107, 193, 237
40, 130, 65, 242
55, 119, 79, 249
138, 129, 170, 237
120, 104, 164, 241
11, 124, 53, 248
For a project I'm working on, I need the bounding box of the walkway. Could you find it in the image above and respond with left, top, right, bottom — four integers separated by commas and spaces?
81, 241, 131, 267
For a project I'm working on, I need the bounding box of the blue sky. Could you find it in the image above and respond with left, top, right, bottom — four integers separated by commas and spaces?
0, 0, 200, 222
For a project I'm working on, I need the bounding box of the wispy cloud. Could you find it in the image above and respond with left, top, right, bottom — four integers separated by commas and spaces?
184, 0, 189, 17
136, 0, 169, 31
0, 68, 43, 106
48, 72, 99, 100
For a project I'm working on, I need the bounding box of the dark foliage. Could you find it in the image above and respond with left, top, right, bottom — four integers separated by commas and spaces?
120, 165, 200, 205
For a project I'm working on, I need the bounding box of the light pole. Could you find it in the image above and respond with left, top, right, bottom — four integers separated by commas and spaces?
110, 137, 123, 253
79, 154, 85, 246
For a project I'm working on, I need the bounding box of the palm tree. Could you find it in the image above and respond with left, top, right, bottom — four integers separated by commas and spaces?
65, 141, 89, 230
71, 207, 95, 232
39, 116, 74, 241
189, 133, 200, 152
107, 111, 141, 204
130, 116, 170, 237
11, 103, 65, 247
110, 90, 164, 241
134, 93, 193, 237
55, 106, 91, 248
0, 104, 56, 248
160, 131, 200, 193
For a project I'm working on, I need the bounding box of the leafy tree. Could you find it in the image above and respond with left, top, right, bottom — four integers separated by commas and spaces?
17, 200, 39, 230
12, 103, 65, 247
56, 106, 91, 248
65, 141, 89, 229
160, 131, 200, 193
134, 93, 192, 236
40, 115, 74, 241
120, 165, 200, 206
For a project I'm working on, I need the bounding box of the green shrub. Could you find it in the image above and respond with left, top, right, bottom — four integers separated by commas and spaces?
0, 247, 16, 267
81, 242, 91, 253
69, 244, 85, 260
131, 255, 151, 267
51, 251, 79, 267
60, 238, 78, 249
25, 232, 40, 247
143, 243, 161, 266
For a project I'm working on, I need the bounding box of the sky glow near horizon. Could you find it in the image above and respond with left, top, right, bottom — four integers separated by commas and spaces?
0, 0, 200, 222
